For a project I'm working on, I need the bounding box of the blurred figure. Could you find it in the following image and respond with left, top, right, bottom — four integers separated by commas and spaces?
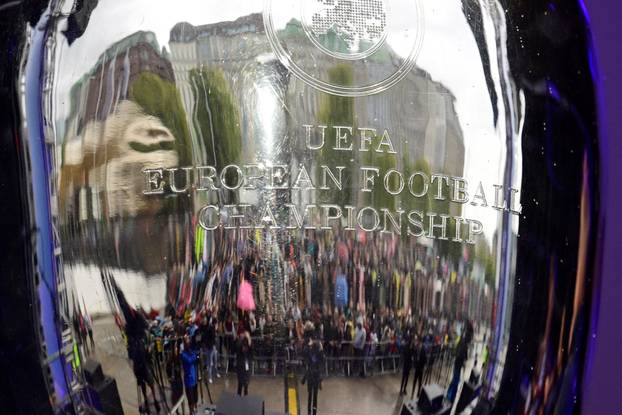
115, 277, 161, 414
411, 336, 426, 400
166, 338, 183, 407
353, 321, 366, 377
200, 316, 217, 383
236, 331, 253, 396
85, 314, 95, 351
469, 359, 481, 385
129, 336, 160, 413
447, 321, 473, 402
224, 313, 236, 372
181, 335, 199, 414
302, 328, 325, 415
399, 334, 414, 395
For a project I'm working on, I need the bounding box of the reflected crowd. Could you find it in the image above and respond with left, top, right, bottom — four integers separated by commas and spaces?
76, 221, 493, 412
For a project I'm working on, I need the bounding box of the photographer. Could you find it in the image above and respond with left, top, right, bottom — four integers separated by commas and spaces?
165, 337, 183, 407
181, 335, 199, 414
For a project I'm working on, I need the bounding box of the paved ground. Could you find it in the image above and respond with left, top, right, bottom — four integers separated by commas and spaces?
88, 316, 484, 415
94, 350, 406, 414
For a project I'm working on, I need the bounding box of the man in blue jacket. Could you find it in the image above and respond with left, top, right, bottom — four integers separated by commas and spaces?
181, 335, 199, 414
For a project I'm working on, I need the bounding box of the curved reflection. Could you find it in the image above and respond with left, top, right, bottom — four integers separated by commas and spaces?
17, 0, 599, 414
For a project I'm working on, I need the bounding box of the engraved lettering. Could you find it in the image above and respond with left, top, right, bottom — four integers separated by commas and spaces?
196, 166, 218, 191
143, 168, 165, 195
376, 129, 396, 153
198, 205, 220, 231
384, 169, 405, 195
304, 124, 327, 150
381, 208, 404, 234
333, 126, 354, 151
361, 167, 380, 192
320, 165, 345, 190
407, 210, 425, 237
359, 127, 376, 152
167, 167, 193, 193
321, 205, 343, 229
431, 174, 450, 201
452, 177, 469, 203
408, 172, 429, 198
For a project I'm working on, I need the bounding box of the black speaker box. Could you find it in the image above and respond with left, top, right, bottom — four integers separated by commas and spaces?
402, 399, 452, 415
215, 391, 264, 415
418, 384, 444, 413
83, 358, 105, 386
456, 381, 480, 413
401, 399, 418, 415
86, 376, 124, 415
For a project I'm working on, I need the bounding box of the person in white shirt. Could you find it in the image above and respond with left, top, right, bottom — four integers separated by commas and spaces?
353, 322, 367, 377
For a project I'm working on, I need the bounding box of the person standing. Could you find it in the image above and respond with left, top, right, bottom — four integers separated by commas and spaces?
325, 319, 337, 372
353, 321, 366, 377
469, 359, 481, 385
85, 314, 95, 351
224, 313, 236, 373
200, 316, 217, 383
128, 336, 161, 413
236, 332, 253, 396
303, 333, 325, 415
166, 339, 184, 407
446, 337, 468, 402
181, 335, 199, 414
411, 337, 427, 400
446, 321, 473, 402
399, 335, 414, 395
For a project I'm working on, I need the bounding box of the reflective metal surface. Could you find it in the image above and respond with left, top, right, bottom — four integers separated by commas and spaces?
12, 0, 601, 413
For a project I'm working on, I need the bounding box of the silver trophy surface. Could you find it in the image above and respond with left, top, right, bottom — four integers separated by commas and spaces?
6, 0, 600, 414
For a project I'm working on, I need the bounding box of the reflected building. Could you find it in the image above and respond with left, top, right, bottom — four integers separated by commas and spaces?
56, 15, 494, 410
57, 16, 483, 328
164, 14, 472, 324
60, 31, 178, 220
10, 0, 599, 413
169, 14, 268, 167
58, 31, 189, 279
168, 15, 465, 212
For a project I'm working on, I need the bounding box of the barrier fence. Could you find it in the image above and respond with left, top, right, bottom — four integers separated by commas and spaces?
89, 331, 487, 414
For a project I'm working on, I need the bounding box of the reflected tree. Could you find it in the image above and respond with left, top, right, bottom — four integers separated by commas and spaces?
189, 68, 242, 169
316, 65, 355, 206
130, 73, 192, 166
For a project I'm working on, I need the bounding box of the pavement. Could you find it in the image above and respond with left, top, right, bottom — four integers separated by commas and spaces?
88, 316, 486, 415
